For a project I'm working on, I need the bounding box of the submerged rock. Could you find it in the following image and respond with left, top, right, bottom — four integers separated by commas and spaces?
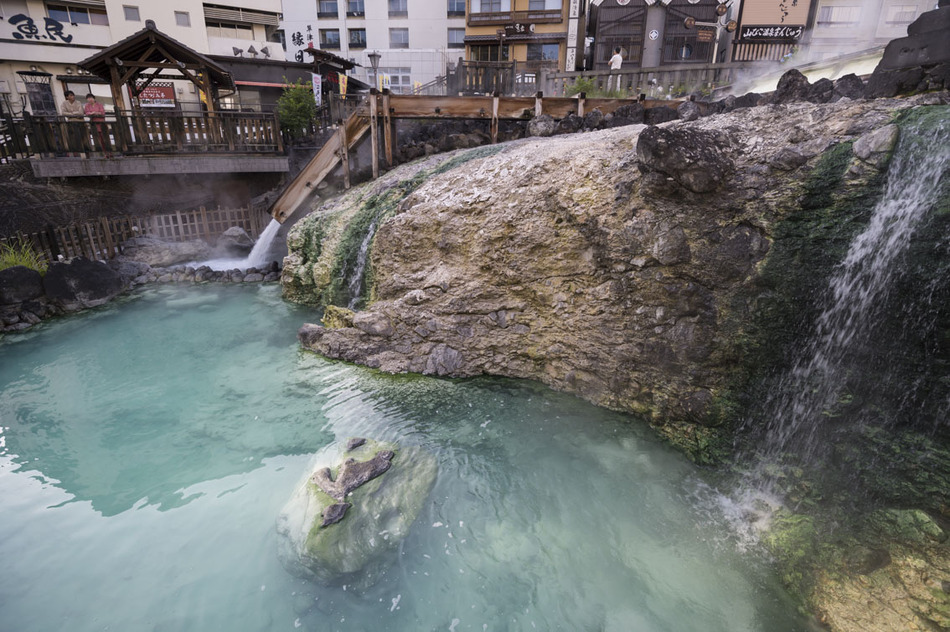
276, 439, 437, 588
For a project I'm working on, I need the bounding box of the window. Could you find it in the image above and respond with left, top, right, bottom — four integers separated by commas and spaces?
389, 27, 409, 48
471, 0, 510, 12
320, 28, 340, 49
175, 11, 190, 27
388, 0, 407, 17
448, 28, 465, 48
528, 0, 560, 9
0, 1, 28, 18
470, 44, 508, 61
885, 4, 917, 25
206, 21, 254, 40
123, 5, 140, 21
318, 0, 338, 17
526, 42, 559, 61
347, 0, 364, 16
349, 28, 366, 48
47, 3, 89, 24
816, 5, 860, 27
447, 0, 465, 15
377, 67, 411, 93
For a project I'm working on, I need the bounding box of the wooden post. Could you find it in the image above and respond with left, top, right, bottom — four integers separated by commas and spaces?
369, 90, 379, 179
490, 91, 500, 144
578, 93, 586, 118
99, 216, 115, 258
382, 89, 393, 167
535, 91, 543, 117
338, 122, 350, 190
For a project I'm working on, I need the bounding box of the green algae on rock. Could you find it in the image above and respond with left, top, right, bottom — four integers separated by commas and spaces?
275, 439, 438, 589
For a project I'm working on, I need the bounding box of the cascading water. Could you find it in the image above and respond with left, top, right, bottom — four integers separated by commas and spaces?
199, 218, 282, 271
748, 110, 950, 493
346, 220, 377, 309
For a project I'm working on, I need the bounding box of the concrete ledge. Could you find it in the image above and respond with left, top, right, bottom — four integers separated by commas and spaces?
30, 154, 289, 178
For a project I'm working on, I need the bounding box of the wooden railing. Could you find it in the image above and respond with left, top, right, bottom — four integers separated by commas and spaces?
0, 205, 269, 264
1, 109, 283, 159
467, 9, 562, 25
457, 60, 558, 96
541, 62, 747, 97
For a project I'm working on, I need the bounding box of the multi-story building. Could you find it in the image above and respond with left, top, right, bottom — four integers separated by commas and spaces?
586, 0, 934, 70
462, 0, 586, 72
280, 0, 466, 92
802, 0, 932, 60
0, 0, 285, 115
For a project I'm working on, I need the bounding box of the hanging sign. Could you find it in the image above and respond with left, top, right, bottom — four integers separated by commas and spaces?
138, 84, 176, 108
339, 74, 348, 96
312, 73, 323, 107
697, 28, 715, 42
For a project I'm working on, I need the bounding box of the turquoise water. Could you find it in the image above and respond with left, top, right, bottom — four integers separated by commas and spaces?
0, 285, 807, 632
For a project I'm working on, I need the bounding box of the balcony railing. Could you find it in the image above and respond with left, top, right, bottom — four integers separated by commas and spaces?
467, 9, 563, 26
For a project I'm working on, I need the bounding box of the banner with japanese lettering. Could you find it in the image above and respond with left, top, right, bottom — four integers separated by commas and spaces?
312, 73, 323, 107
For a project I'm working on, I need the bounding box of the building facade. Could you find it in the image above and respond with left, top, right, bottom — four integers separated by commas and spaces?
280, 0, 465, 92
462, 0, 586, 72
0, 0, 284, 115
586, 0, 935, 70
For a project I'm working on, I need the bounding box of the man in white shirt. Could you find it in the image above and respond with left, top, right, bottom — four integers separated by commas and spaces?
608, 47, 623, 92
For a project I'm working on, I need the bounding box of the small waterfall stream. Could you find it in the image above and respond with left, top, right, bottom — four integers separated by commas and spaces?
346, 220, 378, 309
199, 219, 282, 271
751, 112, 950, 489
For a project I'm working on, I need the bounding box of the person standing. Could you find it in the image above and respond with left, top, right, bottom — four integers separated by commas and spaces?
608, 47, 623, 93
83, 93, 109, 156
60, 90, 84, 155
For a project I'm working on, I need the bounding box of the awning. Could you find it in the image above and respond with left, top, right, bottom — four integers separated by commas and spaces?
464, 32, 567, 43
235, 81, 290, 88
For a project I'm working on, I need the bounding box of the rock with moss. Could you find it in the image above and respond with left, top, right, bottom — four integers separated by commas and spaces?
275, 438, 438, 588
321, 305, 355, 329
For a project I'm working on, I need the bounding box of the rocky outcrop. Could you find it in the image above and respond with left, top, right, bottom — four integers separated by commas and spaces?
867, 0, 950, 97
0, 266, 43, 305
215, 226, 254, 257
275, 439, 437, 589
118, 236, 212, 267
43, 257, 123, 312
286, 97, 941, 456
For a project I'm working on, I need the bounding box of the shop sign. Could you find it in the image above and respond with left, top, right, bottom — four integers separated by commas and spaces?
740, 25, 805, 40
138, 85, 176, 108
8, 14, 73, 43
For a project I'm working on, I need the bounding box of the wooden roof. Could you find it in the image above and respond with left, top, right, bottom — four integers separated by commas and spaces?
77, 20, 235, 92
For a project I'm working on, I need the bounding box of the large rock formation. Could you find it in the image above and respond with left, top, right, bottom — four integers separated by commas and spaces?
276, 439, 437, 589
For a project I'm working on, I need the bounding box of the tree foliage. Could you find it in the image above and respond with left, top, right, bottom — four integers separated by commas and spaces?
277, 80, 318, 140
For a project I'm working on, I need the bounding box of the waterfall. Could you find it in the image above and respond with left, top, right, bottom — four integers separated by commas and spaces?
346, 220, 377, 309
199, 219, 282, 271
752, 112, 950, 486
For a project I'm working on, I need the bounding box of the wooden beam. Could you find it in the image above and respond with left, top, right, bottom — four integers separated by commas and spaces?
369, 90, 379, 179
338, 122, 350, 190
490, 92, 499, 144
578, 93, 586, 118
382, 90, 393, 167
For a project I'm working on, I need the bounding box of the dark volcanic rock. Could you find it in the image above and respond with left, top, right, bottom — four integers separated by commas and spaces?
833, 74, 866, 101
43, 257, 123, 311
528, 114, 557, 137
0, 266, 44, 304
310, 450, 395, 501
320, 502, 351, 527
770, 69, 811, 104
556, 114, 583, 135
808, 78, 835, 103
866, 66, 926, 98
677, 100, 702, 121
636, 126, 734, 193
644, 106, 679, 125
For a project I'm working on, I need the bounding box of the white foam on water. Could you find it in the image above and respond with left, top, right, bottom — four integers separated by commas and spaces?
198, 219, 282, 271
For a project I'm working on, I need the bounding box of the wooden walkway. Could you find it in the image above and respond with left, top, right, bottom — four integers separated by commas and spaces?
271, 91, 677, 224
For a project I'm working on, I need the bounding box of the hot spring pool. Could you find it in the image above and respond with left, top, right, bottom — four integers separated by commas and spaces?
0, 284, 807, 632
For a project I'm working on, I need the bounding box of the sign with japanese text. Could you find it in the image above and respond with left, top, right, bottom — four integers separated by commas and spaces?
696, 28, 715, 42
739, 0, 808, 26
312, 73, 322, 107
739, 24, 805, 40
137, 84, 176, 108
8, 14, 73, 43
504, 23, 535, 36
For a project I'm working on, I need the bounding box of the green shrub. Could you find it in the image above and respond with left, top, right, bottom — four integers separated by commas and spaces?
0, 240, 48, 275
277, 80, 318, 139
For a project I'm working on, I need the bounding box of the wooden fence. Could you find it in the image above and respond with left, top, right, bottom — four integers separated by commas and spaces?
0, 205, 269, 264
541, 62, 747, 97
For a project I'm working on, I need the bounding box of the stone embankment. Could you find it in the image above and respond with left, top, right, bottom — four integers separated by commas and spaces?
0, 256, 281, 334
